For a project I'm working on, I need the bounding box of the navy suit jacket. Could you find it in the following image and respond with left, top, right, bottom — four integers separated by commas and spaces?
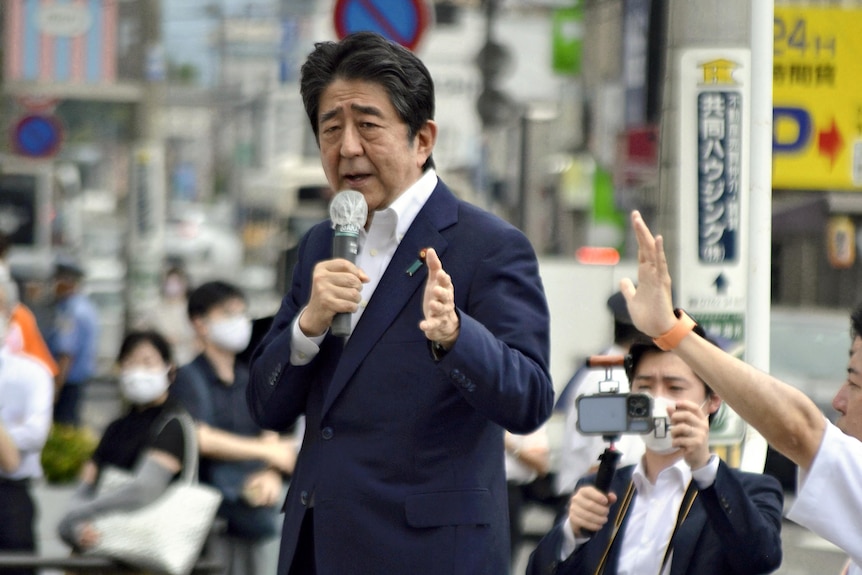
527, 461, 783, 575
248, 179, 554, 575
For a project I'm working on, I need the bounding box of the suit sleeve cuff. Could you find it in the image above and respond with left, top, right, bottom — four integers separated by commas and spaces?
290, 308, 326, 366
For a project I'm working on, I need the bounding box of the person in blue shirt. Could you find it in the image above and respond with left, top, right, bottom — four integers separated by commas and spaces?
48, 257, 99, 427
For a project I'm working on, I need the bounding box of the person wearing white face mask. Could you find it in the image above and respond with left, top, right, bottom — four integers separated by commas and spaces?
527, 334, 784, 575
57, 330, 189, 552
170, 281, 297, 575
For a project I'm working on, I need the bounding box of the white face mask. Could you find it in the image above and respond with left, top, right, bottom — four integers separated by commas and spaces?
120, 368, 170, 405
208, 315, 252, 353
641, 395, 680, 455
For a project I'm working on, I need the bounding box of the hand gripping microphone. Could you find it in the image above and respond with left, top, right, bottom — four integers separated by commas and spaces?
329, 190, 368, 337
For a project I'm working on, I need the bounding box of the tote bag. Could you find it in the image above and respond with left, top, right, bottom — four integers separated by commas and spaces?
85, 412, 223, 575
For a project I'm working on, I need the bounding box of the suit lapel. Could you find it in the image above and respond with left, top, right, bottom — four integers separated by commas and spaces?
667, 495, 706, 575
322, 182, 458, 415
595, 467, 637, 574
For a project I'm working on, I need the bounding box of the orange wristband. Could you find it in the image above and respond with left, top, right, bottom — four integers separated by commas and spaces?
653, 309, 697, 351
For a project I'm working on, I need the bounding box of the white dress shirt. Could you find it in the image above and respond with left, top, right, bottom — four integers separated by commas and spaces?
788, 418, 862, 575
616, 458, 691, 575
560, 454, 720, 575
0, 347, 54, 480
290, 169, 438, 365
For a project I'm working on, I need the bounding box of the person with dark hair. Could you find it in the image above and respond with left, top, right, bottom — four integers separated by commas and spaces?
57, 329, 187, 551
171, 281, 296, 575
555, 291, 648, 498
526, 331, 784, 575
621, 210, 862, 575
0, 277, 54, 575
247, 31, 552, 575
47, 256, 99, 426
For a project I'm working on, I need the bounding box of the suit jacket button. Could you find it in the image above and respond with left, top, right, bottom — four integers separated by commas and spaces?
321, 427, 334, 440
300, 490, 309, 506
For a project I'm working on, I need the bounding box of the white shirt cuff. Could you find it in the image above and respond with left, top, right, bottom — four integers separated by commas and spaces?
559, 519, 589, 561
290, 308, 326, 366
691, 453, 720, 489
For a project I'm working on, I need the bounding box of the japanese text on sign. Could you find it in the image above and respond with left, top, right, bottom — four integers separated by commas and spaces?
698, 92, 742, 263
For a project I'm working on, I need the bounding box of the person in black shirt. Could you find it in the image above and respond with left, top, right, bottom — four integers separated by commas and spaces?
57, 330, 186, 550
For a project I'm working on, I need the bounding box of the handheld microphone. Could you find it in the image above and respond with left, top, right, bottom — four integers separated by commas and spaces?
329, 190, 368, 337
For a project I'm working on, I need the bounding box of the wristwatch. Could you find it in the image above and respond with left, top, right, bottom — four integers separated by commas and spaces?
653, 309, 697, 351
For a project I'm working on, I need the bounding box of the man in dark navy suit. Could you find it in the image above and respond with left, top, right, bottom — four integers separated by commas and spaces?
526, 334, 783, 575
247, 32, 553, 575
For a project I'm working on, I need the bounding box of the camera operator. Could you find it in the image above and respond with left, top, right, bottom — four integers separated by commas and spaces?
623, 209, 862, 575
526, 333, 783, 575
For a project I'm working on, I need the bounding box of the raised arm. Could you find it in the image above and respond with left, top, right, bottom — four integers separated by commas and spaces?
197, 425, 296, 474
621, 210, 826, 470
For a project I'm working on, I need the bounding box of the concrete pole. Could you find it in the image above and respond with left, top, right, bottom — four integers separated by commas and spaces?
661, 0, 769, 472
740, 0, 774, 472
125, 0, 166, 328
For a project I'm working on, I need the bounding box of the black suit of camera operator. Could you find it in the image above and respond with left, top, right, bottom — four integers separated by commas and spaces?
527, 339, 783, 575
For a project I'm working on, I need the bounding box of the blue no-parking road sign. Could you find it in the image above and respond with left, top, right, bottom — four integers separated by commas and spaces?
13, 115, 63, 158
334, 0, 431, 51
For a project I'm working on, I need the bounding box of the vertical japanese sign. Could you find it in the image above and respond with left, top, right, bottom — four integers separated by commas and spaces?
678, 49, 751, 345
698, 90, 743, 263
4, 0, 118, 85
127, 143, 165, 326
551, 4, 583, 76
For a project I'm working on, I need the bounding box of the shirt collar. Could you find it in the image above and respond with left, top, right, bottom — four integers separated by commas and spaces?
632, 455, 692, 494
367, 169, 437, 244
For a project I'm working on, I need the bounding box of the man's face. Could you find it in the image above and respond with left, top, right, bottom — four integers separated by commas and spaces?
317, 78, 436, 215
195, 297, 247, 337
630, 350, 720, 416
832, 335, 862, 439
53, 275, 77, 299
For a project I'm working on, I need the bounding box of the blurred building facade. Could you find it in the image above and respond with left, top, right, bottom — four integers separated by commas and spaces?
3, 0, 862, 368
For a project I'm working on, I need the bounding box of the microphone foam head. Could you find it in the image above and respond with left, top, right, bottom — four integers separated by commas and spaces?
329, 190, 368, 228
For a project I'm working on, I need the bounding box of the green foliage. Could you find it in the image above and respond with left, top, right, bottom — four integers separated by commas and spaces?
40, 424, 97, 484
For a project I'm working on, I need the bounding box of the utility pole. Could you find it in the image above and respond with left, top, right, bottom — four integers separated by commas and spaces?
126, 0, 166, 328
657, 0, 771, 472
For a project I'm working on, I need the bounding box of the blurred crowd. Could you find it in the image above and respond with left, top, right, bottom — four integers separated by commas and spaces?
0, 235, 299, 575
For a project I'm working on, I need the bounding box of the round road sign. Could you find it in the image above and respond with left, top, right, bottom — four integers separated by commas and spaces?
13, 115, 63, 158
334, 0, 431, 52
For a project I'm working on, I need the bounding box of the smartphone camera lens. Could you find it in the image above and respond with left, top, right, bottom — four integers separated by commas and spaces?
627, 395, 649, 417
